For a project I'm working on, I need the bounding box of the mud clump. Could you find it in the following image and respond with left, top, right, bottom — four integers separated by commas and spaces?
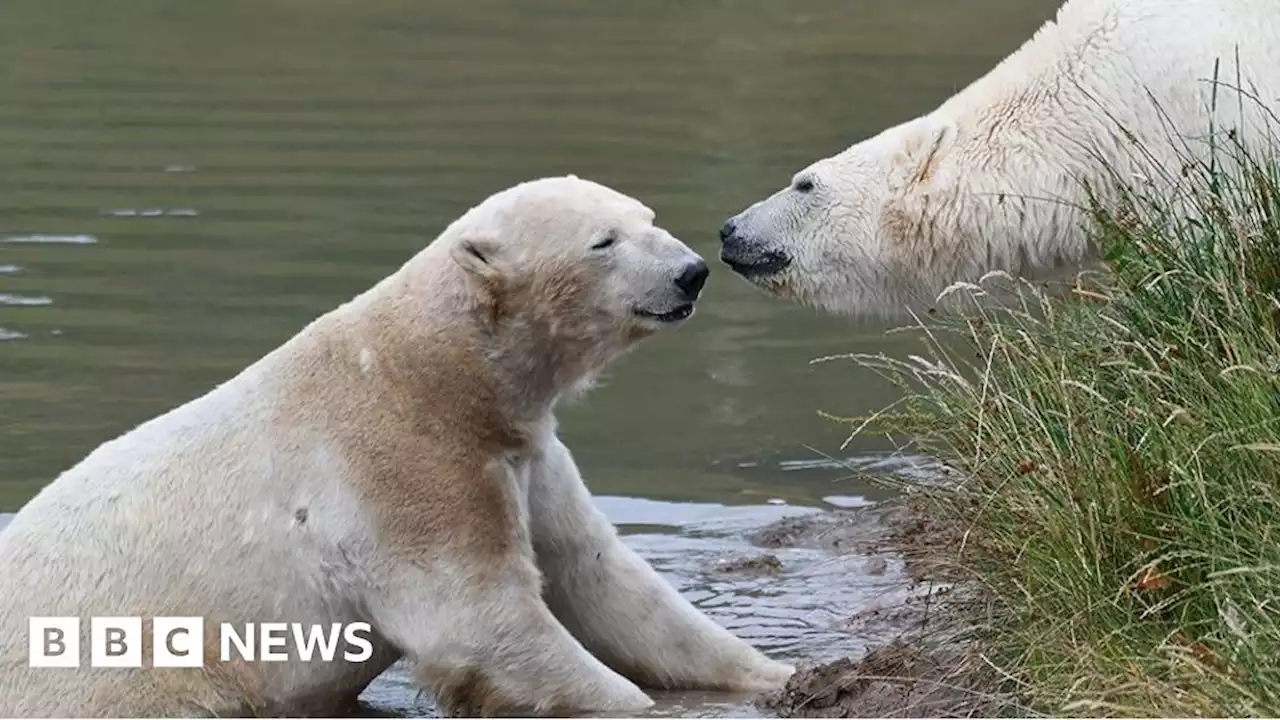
758, 641, 973, 718
862, 556, 888, 576
749, 498, 965, 583
748, 511, 871, 552
711, 552, 784, 575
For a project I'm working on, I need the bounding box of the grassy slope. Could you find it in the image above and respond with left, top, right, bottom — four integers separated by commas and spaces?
852, 129, 1280, 715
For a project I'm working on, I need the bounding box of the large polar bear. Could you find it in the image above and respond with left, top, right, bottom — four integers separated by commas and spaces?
0, 176, 793, 717
720, 0, 1280, 316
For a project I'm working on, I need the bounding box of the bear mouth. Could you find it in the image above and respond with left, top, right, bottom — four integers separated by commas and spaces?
633, 303, 695, 323
720, 249, 792, 278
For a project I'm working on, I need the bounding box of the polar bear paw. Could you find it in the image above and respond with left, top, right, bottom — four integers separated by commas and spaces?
732, 659, 796, 692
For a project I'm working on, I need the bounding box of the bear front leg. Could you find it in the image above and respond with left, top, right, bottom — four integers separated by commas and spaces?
363, 555, 653, 718
528, 437, 796, 692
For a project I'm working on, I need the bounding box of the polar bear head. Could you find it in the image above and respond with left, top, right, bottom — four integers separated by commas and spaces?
441, 175, 708, 372
718, 94, 1107, 319
717, 117, 977, 317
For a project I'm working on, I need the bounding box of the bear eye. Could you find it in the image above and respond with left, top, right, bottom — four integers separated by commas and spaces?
793, 178, 815, 194
591, 231, 618, 250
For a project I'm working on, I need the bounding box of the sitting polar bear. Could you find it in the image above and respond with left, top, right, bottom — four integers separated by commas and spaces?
0, 176, 794, 717
720, 0, 1280, 316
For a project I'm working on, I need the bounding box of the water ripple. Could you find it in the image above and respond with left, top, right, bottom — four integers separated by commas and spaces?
0, 294, 53, 307
1, 234, 98, 245
105, 208, 200, 218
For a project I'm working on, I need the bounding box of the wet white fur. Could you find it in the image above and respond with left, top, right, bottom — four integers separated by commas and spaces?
726, 0, 1280, 315
0, 176, 792, 716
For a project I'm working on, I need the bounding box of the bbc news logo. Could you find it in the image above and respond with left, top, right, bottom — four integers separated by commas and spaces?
29, 617, 374, 668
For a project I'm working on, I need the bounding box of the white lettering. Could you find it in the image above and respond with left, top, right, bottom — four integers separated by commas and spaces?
291, 622, 342, 662
220, 622, 255, 661
258, 622, 289, 661
342, 622, 374, 662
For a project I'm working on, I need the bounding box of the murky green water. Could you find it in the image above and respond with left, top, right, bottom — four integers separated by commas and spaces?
0, 0, 1059, 715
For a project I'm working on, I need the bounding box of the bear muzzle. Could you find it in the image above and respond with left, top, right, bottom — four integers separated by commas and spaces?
719, 219, 792, 278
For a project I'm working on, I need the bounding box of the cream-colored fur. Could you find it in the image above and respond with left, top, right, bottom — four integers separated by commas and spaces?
720, 0, 1280, 316
0, 176, 792, 717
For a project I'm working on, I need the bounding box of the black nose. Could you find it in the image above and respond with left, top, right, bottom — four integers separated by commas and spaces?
675, 259, 710, 298
719, 219, 737, 243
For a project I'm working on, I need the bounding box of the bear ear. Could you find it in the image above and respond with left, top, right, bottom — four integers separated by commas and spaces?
450, 234, 505, 281
905, 123, 955, 186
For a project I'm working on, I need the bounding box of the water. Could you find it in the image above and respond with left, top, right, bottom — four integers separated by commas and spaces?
0, 0, 1060, 715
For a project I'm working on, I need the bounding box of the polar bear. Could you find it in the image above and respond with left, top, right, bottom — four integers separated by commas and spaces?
0, 176, 794, 717
720, 0, 1280, 316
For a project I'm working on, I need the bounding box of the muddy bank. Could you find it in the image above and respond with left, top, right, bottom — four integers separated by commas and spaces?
744, 498, 1000, 719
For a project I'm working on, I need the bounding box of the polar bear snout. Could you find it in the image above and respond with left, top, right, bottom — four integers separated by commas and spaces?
673, 258, 709, 299
623, 227, 709, 325
718, 217, 792, 279
630, 255, 707, 325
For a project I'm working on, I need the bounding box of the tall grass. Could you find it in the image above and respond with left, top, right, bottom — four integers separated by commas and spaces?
853, 129, 1280, 716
